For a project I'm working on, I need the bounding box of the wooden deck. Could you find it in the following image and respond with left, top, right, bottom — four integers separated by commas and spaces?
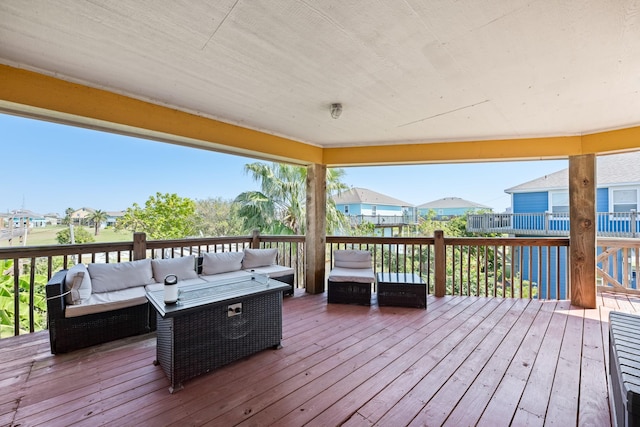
2, 290, 635, 426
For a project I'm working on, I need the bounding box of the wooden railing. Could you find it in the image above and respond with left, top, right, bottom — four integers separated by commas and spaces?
345, 214, 416, 226
5, 231, 636, 339
597, 238, 640, 294
467, 211, 640, 237
327, 234, 570, 299
0, 231, 303, 339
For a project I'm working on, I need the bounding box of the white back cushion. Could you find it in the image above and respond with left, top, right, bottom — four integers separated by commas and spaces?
65, 263, 92, 301
242, 248, 278, 269
151, 256, 198, 283
88, 259, 154, 293
333, 250, 372, 269
202, 251, 244, 275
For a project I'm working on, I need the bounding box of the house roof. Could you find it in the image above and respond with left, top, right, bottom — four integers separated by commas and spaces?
333, 188, 412, 207
506, 152, 640, 193
2, 1, 640, 167
417, 197, 490, 210
10, 209, 44, 218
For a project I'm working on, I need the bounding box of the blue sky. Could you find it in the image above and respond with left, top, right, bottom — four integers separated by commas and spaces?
1, 113, 568, 215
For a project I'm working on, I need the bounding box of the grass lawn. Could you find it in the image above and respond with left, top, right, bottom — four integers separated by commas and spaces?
1, 226, 134, 247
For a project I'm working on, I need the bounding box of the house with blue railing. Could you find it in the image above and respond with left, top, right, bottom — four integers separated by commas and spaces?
467, 152, 640, 299
333, 187, 415, 236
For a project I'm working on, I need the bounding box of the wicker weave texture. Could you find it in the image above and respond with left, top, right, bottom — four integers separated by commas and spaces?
46, 270, 151, 354
378, 283, 427, 309
155, 291, 283, 392
327, 281, 372, 306
609, 311, 640, 427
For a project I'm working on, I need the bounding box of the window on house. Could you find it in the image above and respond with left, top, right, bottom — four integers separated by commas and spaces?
372, 206, 377, 216
550, 192, 569, 214
613, 189, 638, 212
344, 205, 349, 214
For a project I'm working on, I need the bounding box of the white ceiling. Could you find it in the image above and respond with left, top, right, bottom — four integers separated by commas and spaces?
1, 0, 640, 148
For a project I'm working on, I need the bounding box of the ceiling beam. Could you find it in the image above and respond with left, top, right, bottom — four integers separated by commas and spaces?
2, 64, 640, 167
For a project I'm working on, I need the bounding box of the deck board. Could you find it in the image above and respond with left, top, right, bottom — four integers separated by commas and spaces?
1, 291, 628, 426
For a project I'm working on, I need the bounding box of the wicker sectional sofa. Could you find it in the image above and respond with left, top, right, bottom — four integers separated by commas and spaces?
45, 248, 294, 354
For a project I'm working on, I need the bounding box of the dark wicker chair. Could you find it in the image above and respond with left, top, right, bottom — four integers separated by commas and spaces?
327, 250, 375, 306
46, 270, 153, 354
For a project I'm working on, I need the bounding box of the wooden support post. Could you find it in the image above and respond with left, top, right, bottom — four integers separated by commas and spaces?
251, 229, 260, 249
434, 230, 446, 297
569, 154, 596, 308
132, 232, 147, 261
305, 163, 326, 294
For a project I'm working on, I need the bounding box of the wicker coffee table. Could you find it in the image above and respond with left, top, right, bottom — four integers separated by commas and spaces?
376, 272, 427, 309
146, 274, 289, 393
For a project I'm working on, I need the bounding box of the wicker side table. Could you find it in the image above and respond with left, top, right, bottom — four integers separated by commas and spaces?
376, 272, 427, 309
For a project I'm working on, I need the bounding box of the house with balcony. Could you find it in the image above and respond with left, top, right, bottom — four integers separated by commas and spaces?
468, 151, 640, 299
333, 187, 415, 235
417, 197, 491, 220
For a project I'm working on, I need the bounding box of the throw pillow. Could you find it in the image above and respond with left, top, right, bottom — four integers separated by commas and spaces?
88, 258, 154, 293
151, 256, 198, 283
333, 250, 372, 269
202, 251, 244, 275
65, 271, 85, 305
242, 248, 278, 269
65, 263, 92, 301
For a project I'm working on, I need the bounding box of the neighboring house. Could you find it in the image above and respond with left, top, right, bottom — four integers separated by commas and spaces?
471, 152, 640, 300
416, 197, 491, 219
106, 211, 124, 227
333, 187, 415, 235
43, 213, 61, 226
8, 210, 47, 227
71, 207, 95, 225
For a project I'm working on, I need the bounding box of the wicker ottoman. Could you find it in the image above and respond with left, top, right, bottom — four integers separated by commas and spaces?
377, 272, 427, 309
609, 311, 640, 427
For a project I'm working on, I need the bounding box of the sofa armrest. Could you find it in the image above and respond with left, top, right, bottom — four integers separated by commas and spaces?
46, 269, 68, 321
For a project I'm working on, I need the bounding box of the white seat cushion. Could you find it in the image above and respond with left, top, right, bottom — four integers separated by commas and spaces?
242, 248, 278, 269
65, 287, 148, 317
88, 259, 154, 293
328, 267, 375, 283
151, 256, 198, 283
201, 252, 244, 275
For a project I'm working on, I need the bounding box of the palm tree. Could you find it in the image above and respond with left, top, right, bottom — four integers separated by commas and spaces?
235, 162, 349, 234
62, 207, 74, 226
89, 209, 108, 236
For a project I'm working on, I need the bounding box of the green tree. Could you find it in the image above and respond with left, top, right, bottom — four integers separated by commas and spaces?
116, 192, 197, 239
56, 226, 95, 244
0, 259, 48, 338
235, 162, 349, 234
89, 209, 108, 236
62, 207, 74, 226
194, 197, 243, 237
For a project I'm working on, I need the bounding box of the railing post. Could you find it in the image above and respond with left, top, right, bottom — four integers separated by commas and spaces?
251, 229, 260, 249
545, 212, 550, 234
434, 230, 446, 297
132, 232, 147, 260
632, 210, 637, 238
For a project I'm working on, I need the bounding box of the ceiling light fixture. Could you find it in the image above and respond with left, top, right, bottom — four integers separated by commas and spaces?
330, 103, 342, 119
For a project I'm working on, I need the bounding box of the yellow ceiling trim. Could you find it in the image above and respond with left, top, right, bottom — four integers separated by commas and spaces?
582, 125, 640, 154
0, 64, 322, 164
2, 64, 640, 167
323, 137, 584, 166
